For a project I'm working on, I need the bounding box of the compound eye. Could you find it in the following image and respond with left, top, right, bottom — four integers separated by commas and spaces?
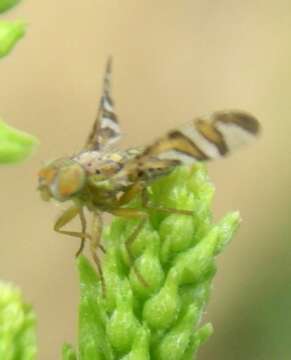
50, 163, 85, 201
38, 167, 57, 186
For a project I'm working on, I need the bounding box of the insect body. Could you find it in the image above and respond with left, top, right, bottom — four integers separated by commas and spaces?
38, 58, 260, 291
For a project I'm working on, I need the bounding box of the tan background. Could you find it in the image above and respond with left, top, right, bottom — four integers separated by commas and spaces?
1, 1, 290, 359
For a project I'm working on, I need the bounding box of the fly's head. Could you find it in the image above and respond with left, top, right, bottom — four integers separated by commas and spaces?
38, 158, 86, 202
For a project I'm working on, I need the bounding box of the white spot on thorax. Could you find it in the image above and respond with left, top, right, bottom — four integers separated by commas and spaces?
74, 151, 101, 174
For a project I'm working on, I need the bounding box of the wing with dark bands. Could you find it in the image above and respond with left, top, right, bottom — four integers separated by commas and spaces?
85, 57, 121, 151
141, 110, 260, 165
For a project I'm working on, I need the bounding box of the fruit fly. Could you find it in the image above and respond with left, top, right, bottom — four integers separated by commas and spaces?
38, 58, 260, 291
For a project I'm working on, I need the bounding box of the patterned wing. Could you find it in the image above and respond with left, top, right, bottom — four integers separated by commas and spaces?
140, 110, 261, 164
85, 57, 121, 151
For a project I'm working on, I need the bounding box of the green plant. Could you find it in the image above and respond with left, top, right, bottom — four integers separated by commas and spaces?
0, 0, 38, 164
0, 0, 20, 13
0, 282, 37, 360
0, 0, 25, 58
63, 165, 240, 359
0, 120, 38, 164
0, 20, 25, 58
0, 2, 38, 359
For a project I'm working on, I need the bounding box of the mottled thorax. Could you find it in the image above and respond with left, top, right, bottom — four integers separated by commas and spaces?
74, 150, 124, 177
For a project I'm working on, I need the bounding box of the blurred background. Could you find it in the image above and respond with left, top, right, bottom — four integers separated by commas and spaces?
0, 1, 290, 359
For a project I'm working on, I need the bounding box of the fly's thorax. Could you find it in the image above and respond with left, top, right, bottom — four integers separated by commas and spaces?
38, 158, 86, 202
74, 150, 125, 176
72, 150, 138, 207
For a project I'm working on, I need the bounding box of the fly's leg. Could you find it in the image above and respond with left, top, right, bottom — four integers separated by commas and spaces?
117, 183, 193, 216
117, 182, 144, 206
75, 208, 86, 257
110, 207, 148, 287
90, 212, 106, 295
54, 206, 92, 256
142, 188, 193, 216
77, 210, 106, 256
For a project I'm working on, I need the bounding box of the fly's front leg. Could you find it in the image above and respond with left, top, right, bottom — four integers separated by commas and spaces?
75, 208, 86, 257
54, 206, 91, 256
142, 188, 193, 216
110, 207, 148, 287
90, 212, 105, 294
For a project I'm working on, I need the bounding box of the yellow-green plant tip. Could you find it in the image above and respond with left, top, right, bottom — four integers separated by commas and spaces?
195, 323, 214, 345
0, 120, 38, 164
143, 274, 180, 330
184, 323, 214, 360
0, 21, 26, 58
214, 211, 241, 255
0, 0, 21, 13
120, 327, 150, 360
154, 304, 200, 360
77, 256, 113, 360
129, 231, 164, 298
69, 165, 240, 358
0, 281, 37, 360
173, 227, 219, 286
62, 344, 77, 360
107, 280, 140, 354
160, 215, 195, 262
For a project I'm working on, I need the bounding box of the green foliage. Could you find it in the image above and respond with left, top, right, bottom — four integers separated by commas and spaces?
0, 1, 37, 354
0, 281, 37, 360
0, 0, 38, 163
0, 0, 20, 13
62, 344, 77, 360
0, 120, 38, 164
66, 165, 240, 359
0, 21, 25, 57
0, 0, 25, 57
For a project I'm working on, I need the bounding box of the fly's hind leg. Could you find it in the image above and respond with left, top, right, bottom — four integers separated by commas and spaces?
110, 207, 148, 287
90, 212, 106, 294
54, 206, 91, 256
141, 188, 193, 216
